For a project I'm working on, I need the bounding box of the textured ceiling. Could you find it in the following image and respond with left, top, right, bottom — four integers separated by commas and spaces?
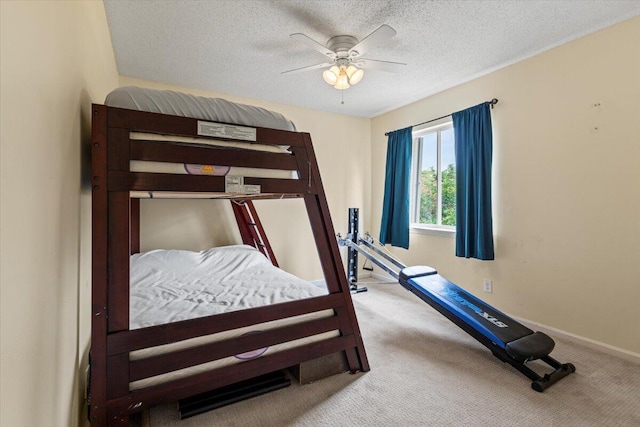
104, 1, 640, 118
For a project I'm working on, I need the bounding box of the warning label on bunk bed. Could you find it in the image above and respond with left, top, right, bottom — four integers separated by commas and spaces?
197, 121, 257, 141
225, 176, 261, 194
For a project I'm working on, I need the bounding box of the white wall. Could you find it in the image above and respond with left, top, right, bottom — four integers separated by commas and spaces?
0, 2, 118, 426
370, 17, 640, 355
120, 77, 371, 282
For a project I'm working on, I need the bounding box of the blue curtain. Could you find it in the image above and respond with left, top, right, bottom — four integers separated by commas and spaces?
379, 126, 413, 249
452, 103, 494, 260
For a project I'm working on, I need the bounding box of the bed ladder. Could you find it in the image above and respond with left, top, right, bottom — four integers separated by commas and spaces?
231, 200, 279, 267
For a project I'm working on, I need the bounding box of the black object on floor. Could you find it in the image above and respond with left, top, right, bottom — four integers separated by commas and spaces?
178, 370, 291, 419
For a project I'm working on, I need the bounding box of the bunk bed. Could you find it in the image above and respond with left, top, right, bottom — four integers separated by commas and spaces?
89, 87, 369, 426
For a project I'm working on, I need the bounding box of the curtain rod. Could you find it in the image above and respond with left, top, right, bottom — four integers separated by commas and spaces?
384, 98, 498, 136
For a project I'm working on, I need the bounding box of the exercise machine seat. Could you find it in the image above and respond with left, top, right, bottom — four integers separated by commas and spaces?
505, 331, 555, 362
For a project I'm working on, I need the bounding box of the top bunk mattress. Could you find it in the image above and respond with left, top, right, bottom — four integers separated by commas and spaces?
105, 86, 296, 131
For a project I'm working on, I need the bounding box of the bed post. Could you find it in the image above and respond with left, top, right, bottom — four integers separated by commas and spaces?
90, 104, 108, 426
297, 133, 370, 373
91, 107, 133, 426
106, 124, 133, 425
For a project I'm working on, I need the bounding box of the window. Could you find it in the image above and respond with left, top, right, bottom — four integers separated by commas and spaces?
411, 123, 456, 231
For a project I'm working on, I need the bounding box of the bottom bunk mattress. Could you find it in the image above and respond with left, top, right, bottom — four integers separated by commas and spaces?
129, 245, 337, 390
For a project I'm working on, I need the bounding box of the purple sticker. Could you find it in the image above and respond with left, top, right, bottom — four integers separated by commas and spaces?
234, 331, 268, 360
234, 331, 269, 360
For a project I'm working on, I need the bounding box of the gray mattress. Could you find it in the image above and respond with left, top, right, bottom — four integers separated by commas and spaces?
105, 86, 296, 131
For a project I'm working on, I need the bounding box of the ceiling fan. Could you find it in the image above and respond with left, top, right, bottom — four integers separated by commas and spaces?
282, 24, 406, 90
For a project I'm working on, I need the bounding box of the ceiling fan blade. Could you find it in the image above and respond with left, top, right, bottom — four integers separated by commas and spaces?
348, 24, 397, 57
355, 58, 406, 72
281, 62, 333, 75
290, 33, 336, 59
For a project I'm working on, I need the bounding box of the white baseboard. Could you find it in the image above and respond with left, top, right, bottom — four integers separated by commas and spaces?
513, 316, 640, 364
364, 272, 640, 364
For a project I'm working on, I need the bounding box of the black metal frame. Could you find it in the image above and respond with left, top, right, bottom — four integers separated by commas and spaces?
337, 209, 404, 293
346, 208, 366, 293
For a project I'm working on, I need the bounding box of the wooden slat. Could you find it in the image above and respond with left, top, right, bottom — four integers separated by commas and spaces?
107, 107, 306, 147
109, 171, 222, 192
130, 316, 341, 382
106, 336, 356, 419
130, 140, 298, 170
109, 107, 194, 135
108, 171, 306, 194
107, 293, 345, 355
258, 127, 306, 148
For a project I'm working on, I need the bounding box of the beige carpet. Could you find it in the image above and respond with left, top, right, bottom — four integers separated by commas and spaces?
146, 282, 640, 426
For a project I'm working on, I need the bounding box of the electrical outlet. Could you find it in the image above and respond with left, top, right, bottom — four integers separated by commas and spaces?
483, 279, 493, 293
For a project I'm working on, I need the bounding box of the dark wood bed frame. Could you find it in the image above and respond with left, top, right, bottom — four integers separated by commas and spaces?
89, 104, 370, 426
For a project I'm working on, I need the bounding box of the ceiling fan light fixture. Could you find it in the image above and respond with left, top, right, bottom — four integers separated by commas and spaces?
323, 64, 364, 89
334, 72, 350, 90
287, 25, 404, 95
322, 66, 340, 85
346, 65, 364, 85
322, 69, 337, 85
